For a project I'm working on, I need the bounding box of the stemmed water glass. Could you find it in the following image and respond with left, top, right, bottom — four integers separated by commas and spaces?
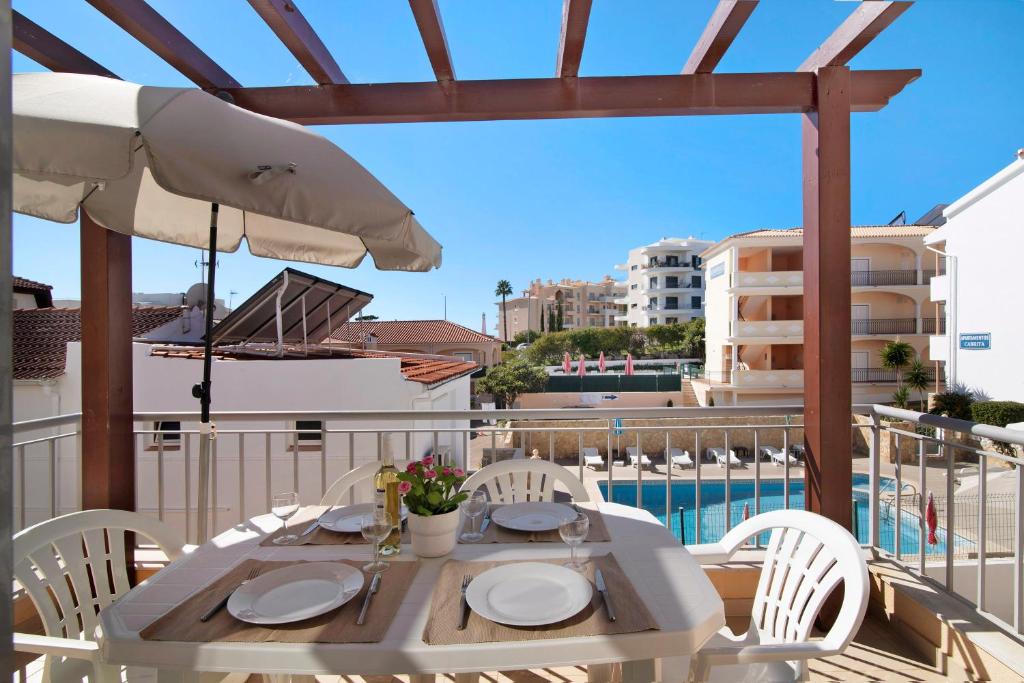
270, 491, 300, 545
460, 490, 488, 542
361, 509, 393, 573
558, 511, 590, 572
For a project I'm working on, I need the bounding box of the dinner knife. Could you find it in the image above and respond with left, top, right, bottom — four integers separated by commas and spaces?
594, 569, 616, 622
356, 572, 382, 626
299, 506, 333, 537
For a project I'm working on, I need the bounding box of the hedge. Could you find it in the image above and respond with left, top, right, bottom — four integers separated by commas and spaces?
971, 401, 1024, 428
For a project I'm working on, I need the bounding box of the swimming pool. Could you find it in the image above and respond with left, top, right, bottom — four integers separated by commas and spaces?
598, 474, 970, 556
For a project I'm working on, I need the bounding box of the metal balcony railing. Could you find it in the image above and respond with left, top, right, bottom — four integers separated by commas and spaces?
852, 318, 917, 335
12, 402, 1024, 642
851, 269, 921, 286
851, 367, 943, 383
921, 317, 947, 334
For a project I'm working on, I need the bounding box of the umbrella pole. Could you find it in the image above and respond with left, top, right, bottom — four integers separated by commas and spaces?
193, 203, 219, 543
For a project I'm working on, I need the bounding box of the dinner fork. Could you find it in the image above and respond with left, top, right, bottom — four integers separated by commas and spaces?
458, 574, 473, 630
200, 565, 262, 622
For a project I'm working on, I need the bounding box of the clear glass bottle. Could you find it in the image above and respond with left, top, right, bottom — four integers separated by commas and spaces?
374, 435, 401, 556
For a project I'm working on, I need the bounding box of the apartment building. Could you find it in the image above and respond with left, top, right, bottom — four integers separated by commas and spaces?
614, 237, 715, 327
926, 151, 1024, 401
696, 225, 942, 406
495, 276, 625, 341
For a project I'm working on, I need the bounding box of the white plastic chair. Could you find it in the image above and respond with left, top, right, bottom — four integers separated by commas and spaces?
669, 448, 694, 469
320, 459, 413, 506
460, 459, 590, 503
14, 509, 191, 683
760, 445, 798, 467
582, 447, 605, 470
625, 446, 653, 469
686, 510, 869, 682
708, 447, 744, 468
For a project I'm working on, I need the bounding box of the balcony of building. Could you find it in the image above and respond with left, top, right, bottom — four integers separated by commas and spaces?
14, 406, 1024, 682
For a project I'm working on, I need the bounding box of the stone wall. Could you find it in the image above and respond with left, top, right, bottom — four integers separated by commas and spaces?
511, 416, 806, 460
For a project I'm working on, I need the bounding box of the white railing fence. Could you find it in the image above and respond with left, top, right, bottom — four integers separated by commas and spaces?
11, 404, 1024, 640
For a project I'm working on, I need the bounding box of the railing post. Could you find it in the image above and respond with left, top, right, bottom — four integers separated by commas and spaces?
869, 412, 880, 549
978, 454, 987, 613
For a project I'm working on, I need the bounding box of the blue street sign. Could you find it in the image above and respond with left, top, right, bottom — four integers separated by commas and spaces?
959, 333, 991, 350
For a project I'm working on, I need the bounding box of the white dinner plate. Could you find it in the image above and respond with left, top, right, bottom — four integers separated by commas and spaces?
465, 562, 593, 626
319, 503, 409, 533
227, 562, 363, 625
490, 502, 577, 532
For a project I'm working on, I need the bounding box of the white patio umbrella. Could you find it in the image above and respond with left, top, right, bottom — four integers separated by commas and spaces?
13, 72, 443, 540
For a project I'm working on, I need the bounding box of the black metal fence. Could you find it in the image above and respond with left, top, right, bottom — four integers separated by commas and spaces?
852, 318, 917, 335
546, 373, 683, 393
851, 269, 920, 286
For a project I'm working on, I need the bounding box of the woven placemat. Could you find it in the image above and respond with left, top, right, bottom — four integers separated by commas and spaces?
461, 505, 611, 544
422, 553, 658, 645
260, 506, 410, 546
140, 559, 418, 644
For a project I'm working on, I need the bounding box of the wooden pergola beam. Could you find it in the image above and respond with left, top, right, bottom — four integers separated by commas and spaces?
799, 1, 912, 72
85, 0, 241, 90
682, 0, 758, 75
556, 0, 593, 78
223, 69, 919, 125
802, 65, 852, 528
247, 0, 347, 85
409, 0, 455, 82
13, 10, 120, 78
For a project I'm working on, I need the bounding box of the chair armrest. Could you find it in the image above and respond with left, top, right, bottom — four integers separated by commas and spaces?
684, 542, 732, 564
14, 632, 100, 659
699, 642, 832, 667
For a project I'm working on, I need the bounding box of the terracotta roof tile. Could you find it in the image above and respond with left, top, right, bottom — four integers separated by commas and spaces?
13, 276, 52, 293
147, 345, 477, 387
13, 307, 185, 380
326, 319, 497, 346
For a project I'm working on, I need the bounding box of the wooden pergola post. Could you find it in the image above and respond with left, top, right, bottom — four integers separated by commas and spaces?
802, 65, 852, 529
80, 211, 135, 512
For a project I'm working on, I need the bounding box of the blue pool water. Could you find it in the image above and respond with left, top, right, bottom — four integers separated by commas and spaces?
598, 474, 968, 556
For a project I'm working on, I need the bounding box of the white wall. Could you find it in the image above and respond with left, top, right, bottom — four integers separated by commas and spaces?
932, 157, 1024, 401
13, 342, 472, 540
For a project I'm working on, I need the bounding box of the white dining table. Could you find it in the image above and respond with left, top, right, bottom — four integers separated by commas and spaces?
98, 502, 725, 683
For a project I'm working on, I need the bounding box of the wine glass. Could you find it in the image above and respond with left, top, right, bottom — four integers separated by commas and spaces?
361, 509, 393, 573
558, 511, 590, 572
270, 491, 300, 545
460, 490, 488, 542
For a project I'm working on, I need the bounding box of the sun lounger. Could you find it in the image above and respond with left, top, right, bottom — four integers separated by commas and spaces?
668, 447, 694, 469
582, 447, 605, 470
708, 447, 744, 468
760, 445, 798, 466
626, 446, 653, 469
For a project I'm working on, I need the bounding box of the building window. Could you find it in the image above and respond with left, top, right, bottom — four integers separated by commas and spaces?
630, 264, 638, 271
649, 277, 658, 288
150, 421, 181, 450
666, 317, 678, 324
691, 296, 702, 309
691, 255, 703, 268
452, 352, 474, 362
690, 275, 701, 288
666, 256, 679, 267
649, 319, 657, 326
294, 420, 323, 447
665, 296, 678, 310
630, 283, 638, 290
665, 276, 678, 288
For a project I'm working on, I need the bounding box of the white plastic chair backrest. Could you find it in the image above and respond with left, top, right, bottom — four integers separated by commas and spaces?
582, 447, 600, 458
14, 509, 187, 642
626, 446, 644, 456
716, 510, 868, 651
320, 460, 415, 506
461, 460, 590, 503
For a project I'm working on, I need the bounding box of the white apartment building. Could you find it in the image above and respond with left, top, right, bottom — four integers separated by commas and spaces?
496, 276, 625, 341
696, 225, 941, 407
926, 151, 1024, 402
614, 237, 715, 327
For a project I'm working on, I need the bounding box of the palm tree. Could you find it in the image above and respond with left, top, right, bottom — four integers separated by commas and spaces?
904, 358, 930, 411
879, 339, 914, 390
495, 279, 513, 341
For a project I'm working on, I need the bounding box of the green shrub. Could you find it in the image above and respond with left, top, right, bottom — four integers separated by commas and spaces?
971, 401, 1024, 428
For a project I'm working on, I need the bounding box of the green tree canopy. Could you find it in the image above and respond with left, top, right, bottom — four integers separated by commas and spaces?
476, 357, 548, 408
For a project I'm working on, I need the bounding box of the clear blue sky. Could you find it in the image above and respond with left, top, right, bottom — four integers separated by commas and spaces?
11, 0, 1024, 333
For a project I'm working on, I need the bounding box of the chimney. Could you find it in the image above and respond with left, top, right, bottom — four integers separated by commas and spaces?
481, 312, 487, 334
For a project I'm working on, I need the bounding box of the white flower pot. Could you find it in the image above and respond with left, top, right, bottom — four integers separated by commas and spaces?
407, 507, 461, 557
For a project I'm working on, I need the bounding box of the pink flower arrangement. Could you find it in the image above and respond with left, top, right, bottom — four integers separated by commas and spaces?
396, 453, 468, 516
